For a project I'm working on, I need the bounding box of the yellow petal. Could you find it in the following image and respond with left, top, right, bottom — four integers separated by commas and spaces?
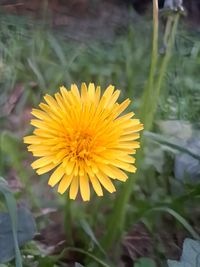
44, 94, 60, 115
31, 109, 50, 121
69, 176, 79, 200
103, 85, 114, 100
58, 174, 73, 194
118, 155, 136, 164
94, 86, 101, 106
113, 99, 130, 118
123, 124, 144, 135
36, 163, 57, 175
71, 84, 81, 100
88, 174, 103, 196
81, 83, 88, 102
24, 135, 42, 144
31, 156, 54, 169
111, 160, 136, 173
34, 129, 55, 138
88, 83, 95, 102
80, 174, 90, 201
60, 86, 69, 104
31, 119, 61, 132
48, 164, 65, 187
99, 164, 128, 181
115, 112, 135, 125
117, 141, 140, 149
96, 172, 116, 193
32, 150, 53, 157
65, 160, 75, 175
105, 89, 120, 108
119, 133, 140, 142
28, 145, 49, 151
54, 93, 67, 112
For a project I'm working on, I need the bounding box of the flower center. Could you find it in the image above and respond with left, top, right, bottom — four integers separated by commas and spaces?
69, 131, 93, 160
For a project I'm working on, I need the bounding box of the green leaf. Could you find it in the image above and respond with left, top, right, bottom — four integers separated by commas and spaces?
145, 131, 200, 161
158, 120, 192, 140
80, 219, 106, 256
0, 207, 36, 263
0, 177, 22, 267
174, 137, 200, 183
150, 207, 200, 240
55, 247, 111, 267
134, 257, 156, 267
27, 58, 46, 89
38, 256, 58, 267
48, 33, 67, 66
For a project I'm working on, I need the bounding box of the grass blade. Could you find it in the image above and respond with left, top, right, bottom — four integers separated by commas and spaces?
148, 206, 200, 240
80, 219, 106, 256
27, 58, 46, 89
48, 33, 67, 66
57, 247, 112, 267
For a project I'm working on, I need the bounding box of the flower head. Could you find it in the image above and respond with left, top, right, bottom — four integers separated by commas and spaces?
24, 83, 143, 201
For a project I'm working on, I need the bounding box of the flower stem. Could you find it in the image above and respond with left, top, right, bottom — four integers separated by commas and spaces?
103, 2, 180, 249
144, 13, 179, 128
64, 198, 74, 246
140, 0, 159, 130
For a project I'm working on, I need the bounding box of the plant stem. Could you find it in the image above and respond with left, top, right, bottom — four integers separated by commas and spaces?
102, 0, 159, 249
140, 0, 159, 131
64, 198, 74, 246
146, 14, 179, 127
103, 5, 180, 249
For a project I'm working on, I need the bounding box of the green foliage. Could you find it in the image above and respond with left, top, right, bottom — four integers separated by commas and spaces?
134, 257, 157, 267
0, 13, 150, 104
0, 207, 36, 263
159, 31, 200, 122
0, 177, 36, 266
0, 132, 25, 176
0, 177, 22, 266
79, 219, 106, 256
144, 131, 200, 161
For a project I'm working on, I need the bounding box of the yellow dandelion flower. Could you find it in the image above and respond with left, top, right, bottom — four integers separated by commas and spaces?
24, 83, 143, 201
